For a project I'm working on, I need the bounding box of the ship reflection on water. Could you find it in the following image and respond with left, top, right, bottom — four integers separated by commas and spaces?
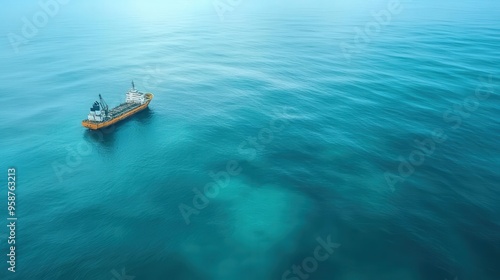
134, 106, 154, 124
82, 107, 154, 148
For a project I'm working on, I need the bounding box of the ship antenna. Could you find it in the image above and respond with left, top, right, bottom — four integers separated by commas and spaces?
132, 80, 135, 90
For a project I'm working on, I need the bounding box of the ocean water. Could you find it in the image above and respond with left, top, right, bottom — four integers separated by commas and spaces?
1, 1, 499, 280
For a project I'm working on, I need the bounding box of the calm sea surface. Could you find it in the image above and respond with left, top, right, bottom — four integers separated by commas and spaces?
0, 1, 499, 279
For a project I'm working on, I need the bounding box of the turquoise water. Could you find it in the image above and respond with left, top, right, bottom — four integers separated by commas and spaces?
1, 1, 499, 279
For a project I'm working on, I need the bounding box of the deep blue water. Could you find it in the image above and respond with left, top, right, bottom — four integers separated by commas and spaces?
1, 1, 499, 280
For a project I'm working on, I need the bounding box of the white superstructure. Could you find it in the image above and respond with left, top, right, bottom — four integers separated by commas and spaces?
87, 101, 105, 121
125, 81, 146, 105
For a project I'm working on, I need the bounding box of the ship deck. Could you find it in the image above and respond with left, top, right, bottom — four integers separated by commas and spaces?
82, 102, 143, 124
109, 102, 142, 118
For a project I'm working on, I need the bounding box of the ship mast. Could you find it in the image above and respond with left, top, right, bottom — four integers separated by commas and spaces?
132, 80, 135, 90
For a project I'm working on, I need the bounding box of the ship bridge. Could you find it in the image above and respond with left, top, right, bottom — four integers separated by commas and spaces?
125, 81, 146, 105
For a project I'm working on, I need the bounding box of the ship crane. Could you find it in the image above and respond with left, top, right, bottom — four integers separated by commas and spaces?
99, 94, 109, 117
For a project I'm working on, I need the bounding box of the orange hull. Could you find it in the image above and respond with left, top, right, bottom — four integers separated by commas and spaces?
82, 94, 153, 130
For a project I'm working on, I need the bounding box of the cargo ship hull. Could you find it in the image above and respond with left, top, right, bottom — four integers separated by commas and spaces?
82, 91, 153, 130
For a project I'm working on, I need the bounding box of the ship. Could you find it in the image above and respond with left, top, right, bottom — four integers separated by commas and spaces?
82, 81, 154, 130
